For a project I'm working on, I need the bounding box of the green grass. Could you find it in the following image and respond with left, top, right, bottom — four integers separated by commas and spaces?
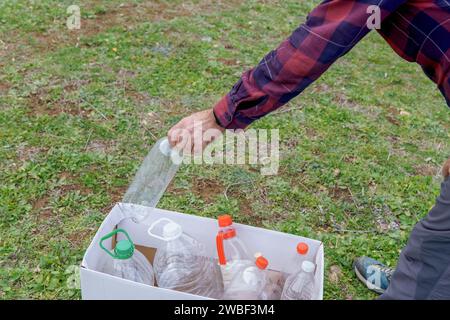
1, 0, 449, 299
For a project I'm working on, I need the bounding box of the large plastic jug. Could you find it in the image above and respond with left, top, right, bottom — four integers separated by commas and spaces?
281, 260, 316, 300
222, 256, 269, 300
99, 229, 155, 285
148, 218, 223, 298
216, 214, 251, 289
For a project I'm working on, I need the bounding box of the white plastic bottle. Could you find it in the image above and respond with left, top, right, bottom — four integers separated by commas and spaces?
99, 229, 155, 285
216, 214, 251, 289
148, 218, 223, 298
281, 260, 316, 300
222, 256, 269, 300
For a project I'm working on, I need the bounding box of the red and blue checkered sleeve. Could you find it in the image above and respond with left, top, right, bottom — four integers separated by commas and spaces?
213, 0, 407, 129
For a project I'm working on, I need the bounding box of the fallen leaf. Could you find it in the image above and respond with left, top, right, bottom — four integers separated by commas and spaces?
399, 109, 411, 116
333, 169, 340, 177
329, 265, 342, 284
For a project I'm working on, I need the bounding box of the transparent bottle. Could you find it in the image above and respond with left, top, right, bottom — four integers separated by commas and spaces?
281, 260, 316, 300
216, 214, 251, 289
222, 256, 269, 300
283, 242, 309, 277
123, 138, 181, 222
148, 218, 223, 298
99, 229, 155, 285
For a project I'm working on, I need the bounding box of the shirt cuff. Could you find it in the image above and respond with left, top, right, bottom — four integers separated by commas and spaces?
213, 94, 254, 130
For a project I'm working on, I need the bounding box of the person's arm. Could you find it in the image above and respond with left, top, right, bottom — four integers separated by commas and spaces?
213, 0, 407, 129
168, 0, 407, 148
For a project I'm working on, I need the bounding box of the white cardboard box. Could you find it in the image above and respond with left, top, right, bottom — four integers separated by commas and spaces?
80, 203, 324, 300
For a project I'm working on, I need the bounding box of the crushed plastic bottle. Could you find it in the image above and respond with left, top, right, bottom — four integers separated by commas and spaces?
281, 260, 316, 300
123, 138, 181, 222
222, 256, 269, 300
99, 229, 155, 285
148, 218, 223, 298
216, 214, 252, 289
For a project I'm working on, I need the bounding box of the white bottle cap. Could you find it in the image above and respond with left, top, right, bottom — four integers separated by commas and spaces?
162, 221, 182, 239
302, 261, 315, 273
242, 267, 259, 287
159, 138, 172, 156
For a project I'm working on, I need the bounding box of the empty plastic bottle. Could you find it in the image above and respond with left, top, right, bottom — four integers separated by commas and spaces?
281, 260, 316, 300
283, 242, 309, 276
216, 214, 251, 289
123, 138, 181, 222
99, 229, 155, 285
222, 256, 269, 300
148, 218, 223, 298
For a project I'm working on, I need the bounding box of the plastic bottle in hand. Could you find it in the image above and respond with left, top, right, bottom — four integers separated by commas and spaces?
122, 138, 181, 221
222, 256, 269, 300
99, 229, 155, 285
281, 260, 316, 300
148, 218, 223, 298
216, 214, 251, 289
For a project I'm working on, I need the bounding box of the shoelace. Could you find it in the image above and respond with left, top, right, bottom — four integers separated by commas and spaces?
377, 265, 393, 281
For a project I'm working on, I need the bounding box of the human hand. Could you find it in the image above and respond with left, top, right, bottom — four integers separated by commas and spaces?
167, 109, 225, 154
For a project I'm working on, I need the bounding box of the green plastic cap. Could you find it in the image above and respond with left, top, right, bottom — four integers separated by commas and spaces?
114, 239, 134, 259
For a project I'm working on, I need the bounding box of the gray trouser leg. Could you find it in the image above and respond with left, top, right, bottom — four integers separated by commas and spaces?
380, 177, 450, 299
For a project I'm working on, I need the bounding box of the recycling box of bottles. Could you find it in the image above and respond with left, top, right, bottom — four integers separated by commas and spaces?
80, 203, 324, 300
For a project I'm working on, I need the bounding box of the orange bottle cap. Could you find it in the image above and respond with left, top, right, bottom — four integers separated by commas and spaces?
218, 214, 233, 227
297, 242, 309, 255
255, 256, 268, 270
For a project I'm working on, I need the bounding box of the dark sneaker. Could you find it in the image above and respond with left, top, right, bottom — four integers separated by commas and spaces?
353, 256, 393, 294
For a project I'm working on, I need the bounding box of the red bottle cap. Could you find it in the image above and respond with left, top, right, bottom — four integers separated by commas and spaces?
255, 256, 269, 270
218, 214, 233, 227
297, 242, 309, 255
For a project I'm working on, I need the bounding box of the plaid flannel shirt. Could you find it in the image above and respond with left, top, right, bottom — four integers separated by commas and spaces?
213, 0, 450, 129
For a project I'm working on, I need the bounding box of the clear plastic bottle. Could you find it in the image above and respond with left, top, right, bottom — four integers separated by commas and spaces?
123, 138, 181, 221
222, 256, 269, 300
148, 218, 223, 298
281, 260, 316, 300
283, 242, 309, 277
216, 214, 251, 289
99, 229, 155, 285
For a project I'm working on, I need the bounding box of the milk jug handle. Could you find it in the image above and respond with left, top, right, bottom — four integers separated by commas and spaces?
99, 228, 133, 258
216, 232, 227, 265
147, 217, 175, 241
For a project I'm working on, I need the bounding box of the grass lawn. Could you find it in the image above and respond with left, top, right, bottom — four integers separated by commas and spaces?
1, 0, 449, 300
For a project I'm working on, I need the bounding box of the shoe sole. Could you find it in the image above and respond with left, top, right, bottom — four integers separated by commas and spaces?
354, 265, 385, 295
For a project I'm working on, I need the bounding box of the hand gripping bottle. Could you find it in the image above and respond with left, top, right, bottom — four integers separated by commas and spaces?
99, 229, 155, 285
216, 214, 251, 289
281, 260, 316, 300
148, 218, 223, 298
222, 256, 269, 300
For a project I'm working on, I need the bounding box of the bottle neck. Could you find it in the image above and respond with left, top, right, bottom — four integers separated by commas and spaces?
221, 228, 236, 239
219, 225, 234, 232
